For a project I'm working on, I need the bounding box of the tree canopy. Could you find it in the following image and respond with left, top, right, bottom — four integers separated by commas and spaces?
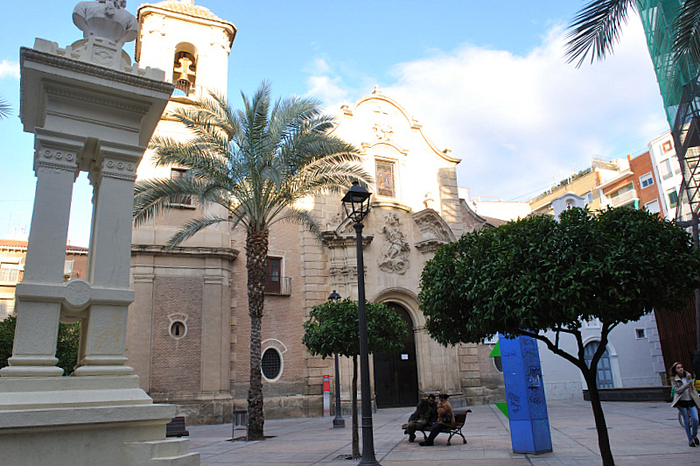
418, 207, 700, 466
302, 299, 408, 359
420, 207, 699, 346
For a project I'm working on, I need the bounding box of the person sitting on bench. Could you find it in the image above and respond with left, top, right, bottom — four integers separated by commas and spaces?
419, 393, 455, 446
404, 394, 437, 442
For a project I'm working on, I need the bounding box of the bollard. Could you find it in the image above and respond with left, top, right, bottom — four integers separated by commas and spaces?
323, 375, 331, 417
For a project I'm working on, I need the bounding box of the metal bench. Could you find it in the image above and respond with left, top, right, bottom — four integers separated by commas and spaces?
165, 416, 189, 438
417, 408, 471, 445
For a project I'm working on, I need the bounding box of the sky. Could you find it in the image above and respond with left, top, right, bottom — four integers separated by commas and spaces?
0, 1, 669, 247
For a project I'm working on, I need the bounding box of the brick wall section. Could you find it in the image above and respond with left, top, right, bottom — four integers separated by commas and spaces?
630, 151, 664, 214
151, 276, 203, 394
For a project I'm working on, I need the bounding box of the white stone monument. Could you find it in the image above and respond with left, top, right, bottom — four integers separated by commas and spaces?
0, 2, 199, 464
551, 192, 588, 221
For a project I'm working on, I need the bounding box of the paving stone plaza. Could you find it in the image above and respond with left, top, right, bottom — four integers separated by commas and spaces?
188, 400, 699, 465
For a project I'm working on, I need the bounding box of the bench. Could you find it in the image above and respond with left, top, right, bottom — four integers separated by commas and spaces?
416, 408, 470, 445
165, 416, 189, 438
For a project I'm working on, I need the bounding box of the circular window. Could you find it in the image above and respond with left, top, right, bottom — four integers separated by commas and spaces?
170, 321, 187, 339
261, 347, 283, 381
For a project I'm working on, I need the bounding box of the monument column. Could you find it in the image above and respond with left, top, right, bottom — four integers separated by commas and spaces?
2, 130, 85, 377
0, 2, 198, 464
73, 141, 144, 376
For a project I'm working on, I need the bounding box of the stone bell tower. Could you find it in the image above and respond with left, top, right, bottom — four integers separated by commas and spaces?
134, 0, 236, 180
127, 1, 239, 423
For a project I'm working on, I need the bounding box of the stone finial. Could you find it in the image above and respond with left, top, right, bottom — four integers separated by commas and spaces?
73, 1, 138, 46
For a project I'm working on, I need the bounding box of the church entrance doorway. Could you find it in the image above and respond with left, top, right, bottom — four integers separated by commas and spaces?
373, 303, 419, 408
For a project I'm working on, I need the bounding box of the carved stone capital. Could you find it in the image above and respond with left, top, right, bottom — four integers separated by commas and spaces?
33, 129, 86, 175
93, 141, 145, 182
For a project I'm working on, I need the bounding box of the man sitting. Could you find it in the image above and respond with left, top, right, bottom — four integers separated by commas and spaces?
403, 394, 437, 442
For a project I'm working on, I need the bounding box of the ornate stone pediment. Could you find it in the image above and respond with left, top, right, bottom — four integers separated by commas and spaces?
412, 208, 456, 253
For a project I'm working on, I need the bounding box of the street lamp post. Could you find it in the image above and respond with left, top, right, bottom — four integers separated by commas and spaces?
328, 290, 345, 428
341, 181, 379, 466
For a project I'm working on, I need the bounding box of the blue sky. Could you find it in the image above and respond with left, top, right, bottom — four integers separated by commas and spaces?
0, 1, 668, 246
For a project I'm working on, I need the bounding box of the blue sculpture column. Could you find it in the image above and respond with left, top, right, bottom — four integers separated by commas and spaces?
500, 334, 552, 454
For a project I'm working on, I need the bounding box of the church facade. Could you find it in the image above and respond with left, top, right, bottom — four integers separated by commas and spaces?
126, 0, 504, 424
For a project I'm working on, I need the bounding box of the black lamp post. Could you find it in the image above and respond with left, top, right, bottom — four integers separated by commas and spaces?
328, 290, 345, 428
341, 181, 379, 466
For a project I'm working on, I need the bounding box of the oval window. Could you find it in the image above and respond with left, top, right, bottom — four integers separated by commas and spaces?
261, 347, 282, 381
170, 321, 187, 339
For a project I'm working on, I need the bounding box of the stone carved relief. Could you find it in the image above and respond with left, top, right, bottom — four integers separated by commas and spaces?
372, 104, 394, 142
378, 213, 410, 274
73, 1, 138, 46
325, 211, 344, 232
71, 1, 138, 69
413, 209, 456, 253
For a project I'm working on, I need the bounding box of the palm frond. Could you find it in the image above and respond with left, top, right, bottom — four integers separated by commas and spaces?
137, 81, 368, 249
269, 207, 324, 242
565, 0, 637, 67
673, 0, 700, 66
165, 215, 228, 250
133, 176, 207, 226
0, 97, 10, 120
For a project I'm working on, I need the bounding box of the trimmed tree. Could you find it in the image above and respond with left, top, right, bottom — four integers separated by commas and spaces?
302, 299, 408, 459
133, 82, 371, 440
419, 207, 700, 466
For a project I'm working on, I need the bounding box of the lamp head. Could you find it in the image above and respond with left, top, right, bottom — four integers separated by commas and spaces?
328, 290, 341, 302
341, 181, 371, 223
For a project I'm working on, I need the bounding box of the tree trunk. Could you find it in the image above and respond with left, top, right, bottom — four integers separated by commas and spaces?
351, 354, 360, 459
584, 368, 615, 466
246, 228, 269, 441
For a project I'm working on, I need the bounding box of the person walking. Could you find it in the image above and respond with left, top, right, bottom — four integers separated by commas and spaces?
419, 393, 455, 446
670, 362, 700, 447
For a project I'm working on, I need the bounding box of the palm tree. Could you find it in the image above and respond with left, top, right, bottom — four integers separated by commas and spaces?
565, 0, 700, 67
133, 82, 371, 440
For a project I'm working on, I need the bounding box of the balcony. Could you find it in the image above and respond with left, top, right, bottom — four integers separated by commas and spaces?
265, 277, 292, 296
609, 189, 637, 208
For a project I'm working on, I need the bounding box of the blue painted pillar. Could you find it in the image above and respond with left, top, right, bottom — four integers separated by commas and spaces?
499, 334, 553, 454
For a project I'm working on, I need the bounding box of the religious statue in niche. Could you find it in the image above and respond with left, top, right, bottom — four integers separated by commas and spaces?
379, 213, 410, 274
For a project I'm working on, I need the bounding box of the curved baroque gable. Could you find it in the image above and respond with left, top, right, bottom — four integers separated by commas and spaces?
412, 208, 456, 253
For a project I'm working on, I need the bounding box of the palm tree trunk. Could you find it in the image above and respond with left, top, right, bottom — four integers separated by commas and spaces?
246, 228, 269, 441
352, 354, 360, 459
584, 368, 615, 466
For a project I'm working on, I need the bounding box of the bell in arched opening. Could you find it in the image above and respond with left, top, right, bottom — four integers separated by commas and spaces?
172, 51, 197, 95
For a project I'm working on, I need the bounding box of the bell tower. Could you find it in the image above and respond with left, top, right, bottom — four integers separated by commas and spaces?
127, 1, 239, 424
136, 0, 236, 99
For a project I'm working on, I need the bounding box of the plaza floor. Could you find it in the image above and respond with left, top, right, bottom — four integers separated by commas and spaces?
187, 400, 699, 465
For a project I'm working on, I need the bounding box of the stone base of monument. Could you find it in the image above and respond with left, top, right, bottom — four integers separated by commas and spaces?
0, 377, 199, 466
